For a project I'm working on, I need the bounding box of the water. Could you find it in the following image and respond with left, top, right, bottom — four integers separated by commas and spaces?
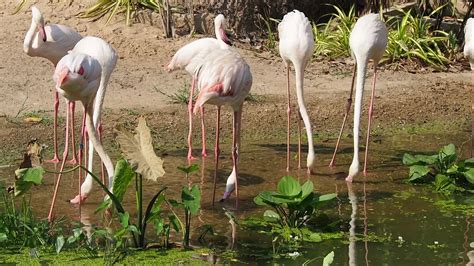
1, 133, 473, 265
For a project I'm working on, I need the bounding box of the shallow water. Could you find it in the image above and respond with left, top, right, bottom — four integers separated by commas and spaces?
1, 132, 474, 264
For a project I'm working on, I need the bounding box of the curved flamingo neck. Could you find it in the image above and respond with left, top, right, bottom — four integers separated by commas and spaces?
24, 18, 38, 54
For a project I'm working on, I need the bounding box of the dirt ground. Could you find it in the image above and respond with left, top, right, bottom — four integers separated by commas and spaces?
0, 1, 471, 166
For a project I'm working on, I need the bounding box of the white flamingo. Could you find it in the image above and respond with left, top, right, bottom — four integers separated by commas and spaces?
67, 36, 118, 204
167, 14, 231, 161
330, 13, 387, 182
278, 10, 316, 173
24, 6, 82, 163
463, 17, 474, 154
193, 48, 252, 208
49, 50, 114, 221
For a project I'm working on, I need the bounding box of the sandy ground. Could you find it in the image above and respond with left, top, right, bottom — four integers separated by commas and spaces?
0, 0, 472, 165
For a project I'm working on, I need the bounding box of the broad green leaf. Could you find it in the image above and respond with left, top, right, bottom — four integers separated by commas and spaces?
409, 165, 430, 181
402, 153, 418, 165
177, 164, 199, 174
463, 169, 474, 184
155, 219, 164, 235
414, 154, 437, 165
434, 174, 455, 192
439, 144, 456, 160
55, 236, 65, 254
14, 167, 45, 197
304, 232, 322, 243
115, 116, 165, 182
112, 159, 135, 203
169, 214, 181, 232
317, 193, 337, 202
301, 180, 314, 198
263, 210, 280, 222
464, 158, 474, 166
277, 176, 301, 197
168, 199, 183, 208
0, 233, 7, 242
182, 185, 201, 215
118, 212, 130, 227
323, 251, 335, 266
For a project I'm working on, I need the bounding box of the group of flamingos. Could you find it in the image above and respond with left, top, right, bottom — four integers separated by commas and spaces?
23, 6, 474, 221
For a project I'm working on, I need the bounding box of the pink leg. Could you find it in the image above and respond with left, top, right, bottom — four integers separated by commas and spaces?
76, 109, 87, 207
297, 111, 302, 169
187, 77, 197, 161
363, 67, 378, 176
200, 106, 208, 157
232, 108, 242, 209
68, 102, 79, 165
212, 106, 221, 207
98, 123, 106, 186
48, 101, 71, 222
47, 91, 60, 163
286, 66, 291, 172
329, 63, 357, 167
471, 71, 473, 157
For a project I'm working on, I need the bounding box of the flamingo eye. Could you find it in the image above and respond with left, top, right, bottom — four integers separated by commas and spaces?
78, 66, 84, 76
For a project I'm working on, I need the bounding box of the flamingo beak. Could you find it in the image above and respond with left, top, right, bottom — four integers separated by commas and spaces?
58, 69, 69, 86
220, 28, 232, 46
38, 25, 47, 42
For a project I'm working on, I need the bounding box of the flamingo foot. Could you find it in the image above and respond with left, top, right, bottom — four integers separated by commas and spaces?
70, 194, 88, 204
187, 155, 197, 161
67, 156, 79, 165
363, 170, 368, 177
46, 155, 60, 164
307, 168, 315, 175
345, 175, 354, 183
202, 150, 208, 157
329, 161, 336, 168
47, 213, 54, 223
219, 190, 233, 202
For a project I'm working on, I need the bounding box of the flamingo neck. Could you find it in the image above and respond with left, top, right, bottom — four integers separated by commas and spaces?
294, 63, 316, 169
24, 19, 38, 54
351, 58, 369, 167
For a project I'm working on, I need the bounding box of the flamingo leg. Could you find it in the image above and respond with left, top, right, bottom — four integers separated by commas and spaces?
297, 111, 302, 169
363, 67, 378, 176
98, 123, 106, 187
187, 76, 197, 161
330, 63, 357, 167
212, 106, 221, 207
286, 65, 291, 172
471, 71, 473, 157
232, 108, 242, 209
48, 101, 71, 222
68, 102, 79, 164
200, 106, 208, 157
48, 91, 60, 163
77, 108, 86, 210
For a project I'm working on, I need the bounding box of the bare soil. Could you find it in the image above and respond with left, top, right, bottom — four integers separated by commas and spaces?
0, 1, 471, 166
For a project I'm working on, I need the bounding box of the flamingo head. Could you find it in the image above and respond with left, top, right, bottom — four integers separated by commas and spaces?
54, 52, 101, 100
214, 14, 232, 46
31, 6, 46, 42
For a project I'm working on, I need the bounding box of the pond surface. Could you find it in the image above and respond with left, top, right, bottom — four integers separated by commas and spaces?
1, 132, 474, 265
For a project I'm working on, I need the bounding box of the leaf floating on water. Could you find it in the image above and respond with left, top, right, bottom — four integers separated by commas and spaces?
323, 251, 335, 266
115, 116, 165, 182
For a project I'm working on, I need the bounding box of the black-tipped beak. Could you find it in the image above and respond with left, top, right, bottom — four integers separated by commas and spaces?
220, 28, 232, 46
38, 25, 47, 42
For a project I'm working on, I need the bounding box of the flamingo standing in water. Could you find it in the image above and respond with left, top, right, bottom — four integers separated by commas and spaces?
68, 36, 118, 204
167, 14, 231, 160
278, 10, 316, 173
193, 48, 252, 208
463, 18, 474, 154
23, 6, 82, 163
329, 13, 387, 182
49, 50, 114, 222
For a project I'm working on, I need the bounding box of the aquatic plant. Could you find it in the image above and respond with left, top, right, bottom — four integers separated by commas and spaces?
403, 144, 474, 193
254, 176, 336, 229
168, 164, 201, 248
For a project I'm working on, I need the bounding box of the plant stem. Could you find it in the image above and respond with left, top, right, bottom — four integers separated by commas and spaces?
136, 173, 143, 247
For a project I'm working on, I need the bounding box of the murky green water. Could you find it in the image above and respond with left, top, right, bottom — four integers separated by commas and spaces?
1, 132, 473, 264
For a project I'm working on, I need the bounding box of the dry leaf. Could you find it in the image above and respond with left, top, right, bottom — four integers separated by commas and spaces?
23, 117, 42, 123
115, 117, 165, 181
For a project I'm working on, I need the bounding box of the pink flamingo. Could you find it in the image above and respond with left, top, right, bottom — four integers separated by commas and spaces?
167, 14, 231, 161
463, 18, 474, 154
278, 10, 316, 173
48, 49, 115, 222
23, 6, 82, 163
329, 13, 387, 182
68, 36, 118, 204
193, 48, 252, 208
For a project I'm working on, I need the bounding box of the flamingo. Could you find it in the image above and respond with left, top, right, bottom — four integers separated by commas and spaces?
192, 47, 252, 208
463, 18, 474, 154
68, 36, 118, 204
278, 10, 316, 173
167, 14, 231, 161
23, 6, 82, 163
48, 50, 114, 222
329, 13, 387, 182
